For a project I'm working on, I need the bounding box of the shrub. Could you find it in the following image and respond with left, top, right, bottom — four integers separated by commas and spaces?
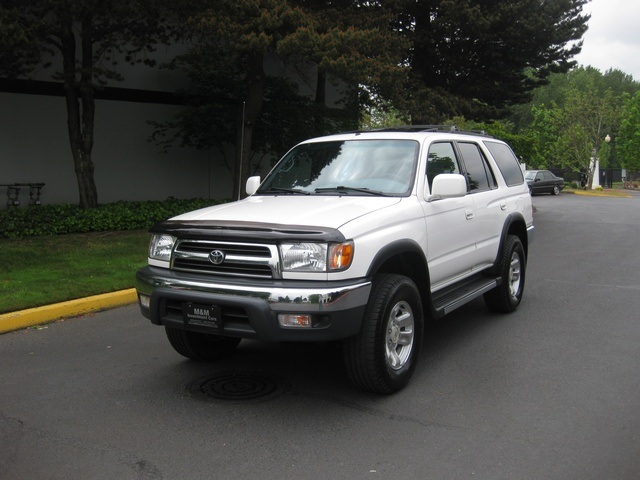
0, 197, 222, 238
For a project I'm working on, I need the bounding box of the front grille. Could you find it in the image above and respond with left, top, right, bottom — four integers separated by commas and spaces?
172, 240, 279, 279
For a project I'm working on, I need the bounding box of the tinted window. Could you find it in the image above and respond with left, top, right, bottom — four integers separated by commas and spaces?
427, 142, 460, 189
458, 142, 495, 192
484, 141, 524, 186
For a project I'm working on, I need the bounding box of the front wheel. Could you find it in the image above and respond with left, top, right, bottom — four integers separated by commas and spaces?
552, 185, 560, 195
484, 235, 526, 313
165, 327, 241, 361
343, 274, 424, 394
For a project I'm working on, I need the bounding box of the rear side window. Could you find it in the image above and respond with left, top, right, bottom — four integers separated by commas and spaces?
458, 142, 496, 192
484, 141, 524, 187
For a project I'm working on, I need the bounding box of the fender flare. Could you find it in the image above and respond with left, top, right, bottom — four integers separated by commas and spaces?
366, 239, 428, 278
493, 213, 529, 270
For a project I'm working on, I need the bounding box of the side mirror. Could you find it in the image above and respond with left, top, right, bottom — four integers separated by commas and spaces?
427, 174, 467, 201
246, 176, 261, 196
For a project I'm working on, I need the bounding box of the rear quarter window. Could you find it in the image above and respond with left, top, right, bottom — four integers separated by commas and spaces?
483, 141, 524, 187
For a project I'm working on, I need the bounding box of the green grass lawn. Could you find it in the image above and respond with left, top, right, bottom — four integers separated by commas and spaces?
0, 230, 150, 314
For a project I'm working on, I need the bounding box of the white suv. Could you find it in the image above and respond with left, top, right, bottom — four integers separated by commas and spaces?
136, 127, 534, 394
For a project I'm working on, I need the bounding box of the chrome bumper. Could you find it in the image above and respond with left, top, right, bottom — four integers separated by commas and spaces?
135, 266, 372, 341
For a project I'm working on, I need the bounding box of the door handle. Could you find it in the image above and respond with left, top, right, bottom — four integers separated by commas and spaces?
465, 210, 474, 220
500, 202, 507, 211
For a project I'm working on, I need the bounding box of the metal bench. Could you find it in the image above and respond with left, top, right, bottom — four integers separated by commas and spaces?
0, 183, 45, 207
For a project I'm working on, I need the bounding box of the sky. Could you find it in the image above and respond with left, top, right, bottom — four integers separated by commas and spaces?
574, 0, 640, 81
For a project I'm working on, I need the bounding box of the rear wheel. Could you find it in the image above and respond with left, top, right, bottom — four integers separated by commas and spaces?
165, 327, 241, 361
343, 274, 423, 394
484, 235, 526, 313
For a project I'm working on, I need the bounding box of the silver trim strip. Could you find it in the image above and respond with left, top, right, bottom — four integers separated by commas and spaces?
137, 268, 372, 313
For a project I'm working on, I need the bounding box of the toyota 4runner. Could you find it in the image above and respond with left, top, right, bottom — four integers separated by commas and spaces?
136, 126, 534, 394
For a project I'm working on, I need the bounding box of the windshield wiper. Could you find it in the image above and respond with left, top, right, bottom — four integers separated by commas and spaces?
314, 186, 389, 196
260, 187, 310, 195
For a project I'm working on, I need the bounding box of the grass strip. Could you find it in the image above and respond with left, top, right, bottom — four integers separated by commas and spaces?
0, 230, 150, 314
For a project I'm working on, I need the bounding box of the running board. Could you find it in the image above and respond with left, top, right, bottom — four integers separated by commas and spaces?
432, 275, 500, 318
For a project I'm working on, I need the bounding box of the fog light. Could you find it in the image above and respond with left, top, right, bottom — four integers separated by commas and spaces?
278, 314, 312, 328
138, 293, 150, 309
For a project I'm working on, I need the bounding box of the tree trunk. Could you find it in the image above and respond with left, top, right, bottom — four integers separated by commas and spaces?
60, 14, 98, 209
314, 69, 326, 135
233, 53, 265, 200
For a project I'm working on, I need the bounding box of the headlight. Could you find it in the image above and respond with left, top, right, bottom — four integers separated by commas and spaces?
280, 241, 353, 272
149, 234, 176, 261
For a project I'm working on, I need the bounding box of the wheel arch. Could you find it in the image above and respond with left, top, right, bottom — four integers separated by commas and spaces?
365, 239, 431, 311
494, 214, 529, 269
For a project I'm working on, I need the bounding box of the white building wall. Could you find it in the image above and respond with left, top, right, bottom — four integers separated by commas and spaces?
0, 91, 234, 205
0, 46, 351, 207
0, 39, 239, 206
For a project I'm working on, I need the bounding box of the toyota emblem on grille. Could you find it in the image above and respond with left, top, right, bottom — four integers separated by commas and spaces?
209, 250, 225, 265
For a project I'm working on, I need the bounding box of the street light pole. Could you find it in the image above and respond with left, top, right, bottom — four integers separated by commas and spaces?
591, 134, 612, 190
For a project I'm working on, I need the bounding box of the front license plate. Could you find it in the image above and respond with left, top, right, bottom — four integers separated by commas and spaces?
183, 303, 222, 329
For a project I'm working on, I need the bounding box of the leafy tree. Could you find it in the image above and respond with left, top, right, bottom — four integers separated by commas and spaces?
0, 7, 43, 76
512, 67, 640, 186
551, 84, 620, 186
359, 100, 408, 130
396, 0, 590, 122
158, 0, 407, 198
155, 0, 312, 199
524, 104, 563, 169
445, 117, 534, 166
0, 0, 170, 208
618, 92, 640, 175
510, 67, 640, 131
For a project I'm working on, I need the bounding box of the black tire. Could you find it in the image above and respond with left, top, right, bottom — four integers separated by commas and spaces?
343, 274, 423, 394
165, 326, 241, 361
484, 235, 526, 313
552, 185, 560, 195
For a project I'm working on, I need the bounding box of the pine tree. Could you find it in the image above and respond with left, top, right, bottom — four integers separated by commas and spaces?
396, 0, 590, 122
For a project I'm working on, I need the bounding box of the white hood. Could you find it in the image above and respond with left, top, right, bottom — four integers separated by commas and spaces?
171, 195, 402, 230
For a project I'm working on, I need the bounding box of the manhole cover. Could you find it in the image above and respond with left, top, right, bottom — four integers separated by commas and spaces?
190, 372, 290, 401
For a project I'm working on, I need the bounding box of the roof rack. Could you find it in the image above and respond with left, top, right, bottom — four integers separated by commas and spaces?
368, 125, 492, 137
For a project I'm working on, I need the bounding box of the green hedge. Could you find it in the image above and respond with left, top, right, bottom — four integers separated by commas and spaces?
0, 198, 223, 238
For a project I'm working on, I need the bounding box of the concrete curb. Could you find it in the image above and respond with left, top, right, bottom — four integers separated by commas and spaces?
0, 288, 138, 334
565, 190, 632, 198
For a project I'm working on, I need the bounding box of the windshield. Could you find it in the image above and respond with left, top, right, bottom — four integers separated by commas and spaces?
524, 171, 536, 180
257, 139, 419, 196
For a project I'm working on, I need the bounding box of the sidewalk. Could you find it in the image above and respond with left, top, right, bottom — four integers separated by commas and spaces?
0, 289, 138, 334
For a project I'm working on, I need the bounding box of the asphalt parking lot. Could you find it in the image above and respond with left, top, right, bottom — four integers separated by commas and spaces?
1, 192, 639, 480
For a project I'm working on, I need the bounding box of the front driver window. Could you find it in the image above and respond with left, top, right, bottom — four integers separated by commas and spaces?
427, 142, 460, 190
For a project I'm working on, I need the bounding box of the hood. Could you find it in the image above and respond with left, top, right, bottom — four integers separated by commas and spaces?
171, 195, 402, 230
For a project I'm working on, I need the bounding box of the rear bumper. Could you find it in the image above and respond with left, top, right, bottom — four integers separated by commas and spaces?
136, 266, 371, 342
